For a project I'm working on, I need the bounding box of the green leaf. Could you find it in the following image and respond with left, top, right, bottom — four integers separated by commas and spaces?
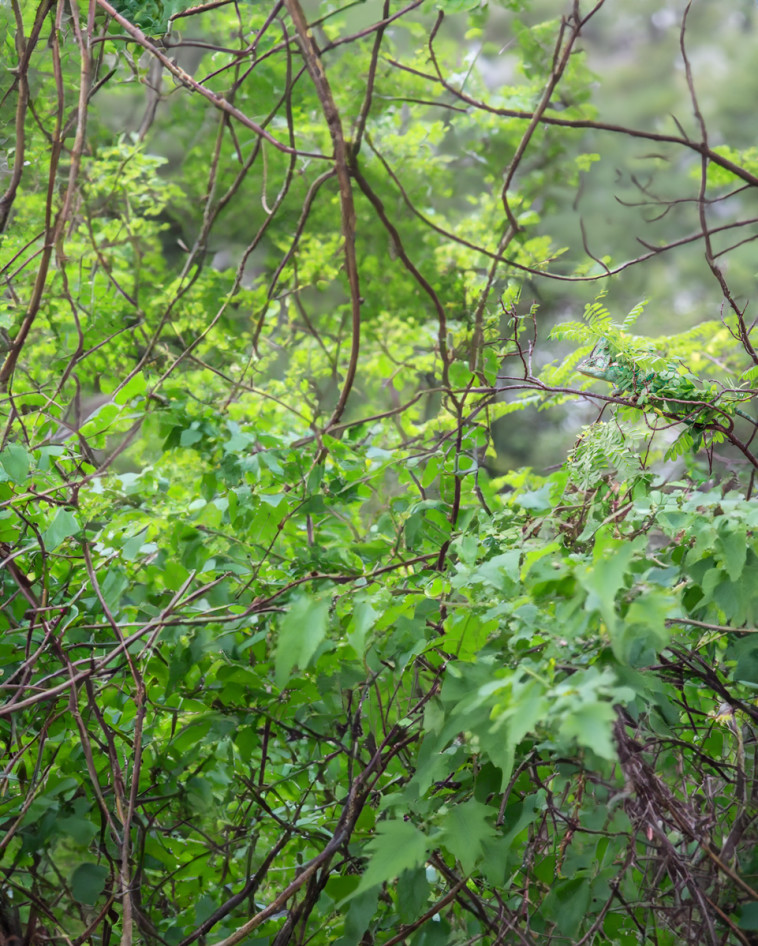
491, 675, 550, 788
396, 868, 429, 924
539, 875, 592, 938
101, 567, 129, 611
346, 598, 379, 657
71, 862, 109, 905
439, 798, 492, 874
500, 793, 545, 855
559, 701, 617, 760
355, 820, 429, 895
580, 538, 638, 633
186, 776, 213, 812
274, 595, 330, 687
614, 590, 673, 665
730, 638, 758, 684
0, 443, 30, 482
738, 902, 758, 931
58, 814, 99, 846
42, 508, 80, 550
180, 427, 204, 446
716, 524, 747, 581
114, 372, 146, 405
515, 485, 553, 511
334, 887, 380, 946
474, 551, 521, 587
576, 152, 600, 172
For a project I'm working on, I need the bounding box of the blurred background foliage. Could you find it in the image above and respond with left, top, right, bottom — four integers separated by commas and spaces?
32, 0, 754, 470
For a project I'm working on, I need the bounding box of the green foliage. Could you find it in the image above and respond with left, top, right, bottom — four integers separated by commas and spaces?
2, 2, 758, 946
109, 0, 195, 36
541, 297, 756, 458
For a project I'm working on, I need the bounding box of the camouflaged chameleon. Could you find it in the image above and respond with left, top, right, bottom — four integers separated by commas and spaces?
577, 339, 754, 447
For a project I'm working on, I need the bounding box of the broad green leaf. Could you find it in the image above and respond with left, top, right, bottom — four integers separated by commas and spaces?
500, 793, 545, 854
515, 485, 553, 511
439, 798, 492, 874
474, 551, 521, 587
186, 776, 213, 812
114, 372, 146, 404
58, 814, 99, 846
613, 590, 673, 665
0, 443, 30, 482
396, 868, 429, 924
346, 599, 379, 657
580, 539, 637, 632
42, 508, 80, 550
491, 675, 550, 787
334, 887, 379, 946
559, 701, 617, 760
355, 820, 429, 895
738, 902, 758, 931
716, 524, 747, 581
274, 595, 330, 687
71, 863, 109, 905
539, 875, 592, 939
180, 427, 204, 446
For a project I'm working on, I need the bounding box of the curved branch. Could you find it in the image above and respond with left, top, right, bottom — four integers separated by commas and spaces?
0, 0, 55, 232
385, 56, 758, 190
283, 0, 361, 436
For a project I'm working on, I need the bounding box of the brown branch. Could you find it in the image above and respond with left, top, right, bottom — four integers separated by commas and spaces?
497, 4, 590, 230
350, 0, 390, 155
385, 55, 758, 189
283, 0, 362, 438
681, 2, 757, 364
0, 0, 55, 231
0, 2, 64, 390
381, 878, 468, 946
366, 133, 758, 285
350, 163, 450, 385
176, 832, 293, 946
210, 725, 416, 946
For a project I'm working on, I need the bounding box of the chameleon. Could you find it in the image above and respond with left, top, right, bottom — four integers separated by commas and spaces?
576, 338, 755, 448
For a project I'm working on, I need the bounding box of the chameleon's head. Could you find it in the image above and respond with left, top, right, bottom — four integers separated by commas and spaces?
576, 339, 615, 379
